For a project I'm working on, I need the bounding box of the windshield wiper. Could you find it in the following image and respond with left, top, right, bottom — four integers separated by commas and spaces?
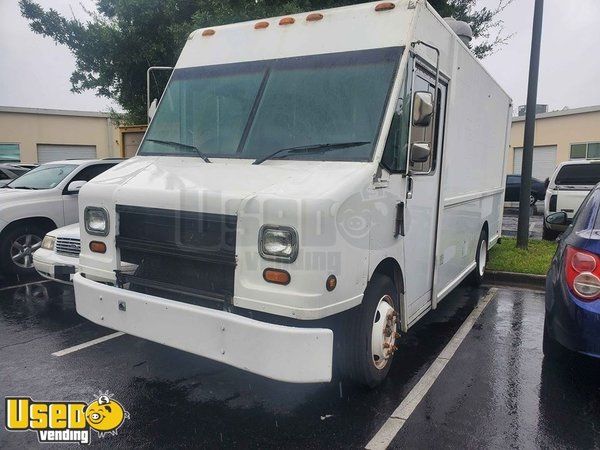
146, 139, 211, 163
13, 186, 38, 190
252, 141, 371, 165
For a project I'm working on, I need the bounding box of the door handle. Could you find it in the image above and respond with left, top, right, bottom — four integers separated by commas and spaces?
406, 176, 413, 199
395, 202, 405, 237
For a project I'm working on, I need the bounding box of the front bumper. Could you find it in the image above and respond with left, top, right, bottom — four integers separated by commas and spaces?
73, 273, 334, 383
33, 248, 78, 284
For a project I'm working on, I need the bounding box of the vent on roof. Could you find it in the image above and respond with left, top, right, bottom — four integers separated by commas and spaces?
444, 17, 473, 46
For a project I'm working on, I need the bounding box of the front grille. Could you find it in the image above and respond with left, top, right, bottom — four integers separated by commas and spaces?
55, 237, 81, 256
115, 205, 237, 307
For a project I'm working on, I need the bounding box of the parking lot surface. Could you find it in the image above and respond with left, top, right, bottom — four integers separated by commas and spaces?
502, 204, 544, 239
1, 276, 598, 449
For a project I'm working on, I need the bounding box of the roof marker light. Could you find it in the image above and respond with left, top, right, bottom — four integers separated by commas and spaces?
375, 2, 395, 11
306, 13, 324, 22
255, 21, 269, 29
279, 17, 295, 26
201, 29, 215, 36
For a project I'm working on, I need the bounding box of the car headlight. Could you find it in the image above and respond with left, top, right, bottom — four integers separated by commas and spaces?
41, 235, 56, 251
259, 226, 298, 262
84, 207, 109, 236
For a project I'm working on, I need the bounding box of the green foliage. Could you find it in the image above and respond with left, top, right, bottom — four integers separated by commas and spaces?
488, 237, 557, 275
20, 0, 512, 124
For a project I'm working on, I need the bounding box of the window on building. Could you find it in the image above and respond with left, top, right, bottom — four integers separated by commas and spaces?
0, 143, 20, 162
570, 142, 600, 160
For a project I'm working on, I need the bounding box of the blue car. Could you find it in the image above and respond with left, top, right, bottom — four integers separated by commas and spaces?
544, 183, 600, 359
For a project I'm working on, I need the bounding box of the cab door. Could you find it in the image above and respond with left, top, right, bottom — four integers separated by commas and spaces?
402, 65, 447, 322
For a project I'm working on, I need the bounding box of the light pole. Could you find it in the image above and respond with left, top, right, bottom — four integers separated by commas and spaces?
517, 0, 544, 249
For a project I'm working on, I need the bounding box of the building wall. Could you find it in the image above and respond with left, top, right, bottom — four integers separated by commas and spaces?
508, 109, 600, 175
0, 109, 121, 163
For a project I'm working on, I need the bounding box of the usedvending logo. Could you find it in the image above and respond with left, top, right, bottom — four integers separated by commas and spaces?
5, 391, 130, 444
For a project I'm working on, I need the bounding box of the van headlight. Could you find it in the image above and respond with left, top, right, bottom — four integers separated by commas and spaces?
84, 207, 109, 236
41, 235, 56, 250
259, 226, 298, 262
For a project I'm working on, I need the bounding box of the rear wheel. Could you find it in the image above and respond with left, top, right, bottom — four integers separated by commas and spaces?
529, 193, 537, 206
337, 273, 400, 388
542, 315, 569, 360
469, 228, 488, 286
0, 224, 48, 275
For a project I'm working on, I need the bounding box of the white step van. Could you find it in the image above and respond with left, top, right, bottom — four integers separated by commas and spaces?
74, 0, 511, 386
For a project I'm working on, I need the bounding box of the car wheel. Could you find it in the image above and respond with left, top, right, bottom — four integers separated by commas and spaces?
0, 224, 48, 275
529, 193, 536, 206
337, 273, 399, 388
469, 228, 488, 286
542, 315, 569, 360
542, 223, 560, 241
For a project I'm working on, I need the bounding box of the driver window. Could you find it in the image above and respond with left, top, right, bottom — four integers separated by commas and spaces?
410, 71, 442, 174
381, 61, 411, 173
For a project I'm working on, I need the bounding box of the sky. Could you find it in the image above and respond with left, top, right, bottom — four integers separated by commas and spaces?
1, 0, 599, 113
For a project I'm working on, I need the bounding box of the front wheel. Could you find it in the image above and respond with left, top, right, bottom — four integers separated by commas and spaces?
0, 224, 47, 275
337, 273, 400, 388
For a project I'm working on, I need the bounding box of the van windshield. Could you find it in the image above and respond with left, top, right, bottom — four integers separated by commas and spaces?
555, 164, 600, 186
139, 47, 402, 162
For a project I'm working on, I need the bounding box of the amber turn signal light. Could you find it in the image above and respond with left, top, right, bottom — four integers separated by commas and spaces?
255, 21, 269, 29
326, 275, 337, 292
202, 29, 216, 36
375, 2, 395, 11
263, 268, 291, 285
89, 241, 106, 254
279, 17, 295, 26
306, 13, 324, 22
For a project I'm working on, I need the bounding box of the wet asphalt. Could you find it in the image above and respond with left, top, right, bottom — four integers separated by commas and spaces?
0, 274, 598, 449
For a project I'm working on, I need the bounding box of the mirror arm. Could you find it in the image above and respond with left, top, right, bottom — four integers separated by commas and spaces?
411, 41, 440, 136
147, 66, 174, 123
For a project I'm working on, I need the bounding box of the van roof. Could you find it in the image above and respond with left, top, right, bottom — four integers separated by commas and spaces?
178, 1, 415, 69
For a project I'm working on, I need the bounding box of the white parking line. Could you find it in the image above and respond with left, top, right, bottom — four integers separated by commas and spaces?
365, 288, 498, 450
52, 332, 125, 357
0, 279, 51, 291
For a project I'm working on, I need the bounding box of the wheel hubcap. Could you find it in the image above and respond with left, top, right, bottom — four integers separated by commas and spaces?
10, 234, 42, 269
478, 239, 487, 276
371, 295, 398, 370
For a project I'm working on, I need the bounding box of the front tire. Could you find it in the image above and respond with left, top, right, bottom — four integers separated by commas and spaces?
0, 224, 48, 275
469, 228, 488, 286
337, 273, 400, 388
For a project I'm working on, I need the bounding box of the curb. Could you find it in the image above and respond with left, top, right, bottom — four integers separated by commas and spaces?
484, 270, 546, 290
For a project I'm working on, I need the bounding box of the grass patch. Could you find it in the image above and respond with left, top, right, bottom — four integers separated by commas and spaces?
488, 237, 557, 275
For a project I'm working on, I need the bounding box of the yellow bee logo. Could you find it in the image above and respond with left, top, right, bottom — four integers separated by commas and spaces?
85, 394, 130, 437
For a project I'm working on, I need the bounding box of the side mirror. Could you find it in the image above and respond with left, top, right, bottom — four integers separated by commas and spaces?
410, 142, 431, 163
544, 177, 550, 190
545, 211, 568, 231
412, 91, 434, 127
148, 98, 158, 122
67, 180, 86, 195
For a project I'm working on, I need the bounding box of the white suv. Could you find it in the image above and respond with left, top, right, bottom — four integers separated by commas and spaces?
0, 159, 121, 274
543, 159, 600, 240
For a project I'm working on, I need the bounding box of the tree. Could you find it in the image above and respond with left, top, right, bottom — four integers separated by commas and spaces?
20, 0, 513, 124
